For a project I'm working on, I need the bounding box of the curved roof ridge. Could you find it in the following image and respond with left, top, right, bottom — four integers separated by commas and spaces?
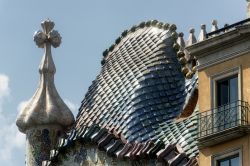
100, 19, 196, 79
101, 20, 176, 65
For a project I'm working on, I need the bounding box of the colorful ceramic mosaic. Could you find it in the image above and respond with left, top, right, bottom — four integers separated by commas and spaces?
26, 128, 62, 166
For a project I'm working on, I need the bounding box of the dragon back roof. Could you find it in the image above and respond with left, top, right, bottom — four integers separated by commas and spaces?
75, 20, 198, 143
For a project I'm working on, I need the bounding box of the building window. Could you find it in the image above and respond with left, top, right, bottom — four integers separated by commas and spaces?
217, 154, 239, 166
213, 148, 242, 166
215, 75, 239, 130
211, 67, 241, 131
217, 75, 238, 106
211, 67, 241, 108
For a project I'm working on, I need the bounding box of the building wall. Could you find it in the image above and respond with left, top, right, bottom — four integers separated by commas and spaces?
198, 52, 250, 166
198, 52, 250, 112
199, 135, 250, 166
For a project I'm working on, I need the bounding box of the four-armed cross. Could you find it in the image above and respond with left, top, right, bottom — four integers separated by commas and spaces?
34, 19, 61, 48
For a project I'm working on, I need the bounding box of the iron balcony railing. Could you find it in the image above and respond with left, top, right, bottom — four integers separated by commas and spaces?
198, 100, 250, 138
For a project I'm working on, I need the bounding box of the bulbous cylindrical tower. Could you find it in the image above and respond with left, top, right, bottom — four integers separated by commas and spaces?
16, 19, 75, 166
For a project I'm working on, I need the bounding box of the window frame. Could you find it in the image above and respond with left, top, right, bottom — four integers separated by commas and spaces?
212, 147, 242, 166
217, 153, 239, 166
210, 66, 241, 109
216, 74, 238, 107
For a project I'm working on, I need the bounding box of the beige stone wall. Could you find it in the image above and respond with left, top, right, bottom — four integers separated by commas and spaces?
199, 135, 250, 166
198, 52, 250, 166
198, 52, 250, 112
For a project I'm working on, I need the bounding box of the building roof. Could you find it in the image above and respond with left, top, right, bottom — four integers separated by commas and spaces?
45, 122, 198, 165
75, 20, 197, 142
44, 20, 199, 165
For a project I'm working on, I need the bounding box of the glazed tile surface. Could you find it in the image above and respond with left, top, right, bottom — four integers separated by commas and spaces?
44, 20, 199, 166
75, 21, 197, 143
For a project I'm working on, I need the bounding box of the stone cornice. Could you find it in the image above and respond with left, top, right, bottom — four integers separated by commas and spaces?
185, 24, 250, 70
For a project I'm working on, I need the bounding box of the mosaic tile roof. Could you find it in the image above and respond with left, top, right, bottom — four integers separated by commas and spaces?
155, 107, 199, 158
44, 124, 198, 165
75, 20, 198, 143
44, 20, 199, 165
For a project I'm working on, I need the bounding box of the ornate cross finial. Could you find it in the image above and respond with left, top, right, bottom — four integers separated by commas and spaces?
34, 19, 61, 48
33, 19, 62, 75
16, 19, 74, 166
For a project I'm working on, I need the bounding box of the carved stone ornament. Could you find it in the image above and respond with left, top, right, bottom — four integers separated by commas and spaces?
16, 19, 75, 134
34, 19, 61, 48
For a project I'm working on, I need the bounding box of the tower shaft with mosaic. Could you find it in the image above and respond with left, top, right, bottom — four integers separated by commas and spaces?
16, 19, 75, 166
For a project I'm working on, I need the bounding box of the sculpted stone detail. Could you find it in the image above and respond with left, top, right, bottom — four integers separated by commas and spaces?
34, 20, 61, 48
33, 30, 47, 48
16, 19, 74, 133
16, 19, 75, 166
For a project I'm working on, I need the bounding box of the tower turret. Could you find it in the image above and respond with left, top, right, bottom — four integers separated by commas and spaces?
16, 19, 75, 166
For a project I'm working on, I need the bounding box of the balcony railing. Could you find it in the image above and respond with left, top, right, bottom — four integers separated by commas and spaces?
198, 100, 250, 139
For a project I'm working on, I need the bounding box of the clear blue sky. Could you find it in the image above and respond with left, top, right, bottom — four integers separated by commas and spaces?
0, 0, 246, 165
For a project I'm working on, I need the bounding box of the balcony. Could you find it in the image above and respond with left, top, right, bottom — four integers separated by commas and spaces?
197, 100, 250, 148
